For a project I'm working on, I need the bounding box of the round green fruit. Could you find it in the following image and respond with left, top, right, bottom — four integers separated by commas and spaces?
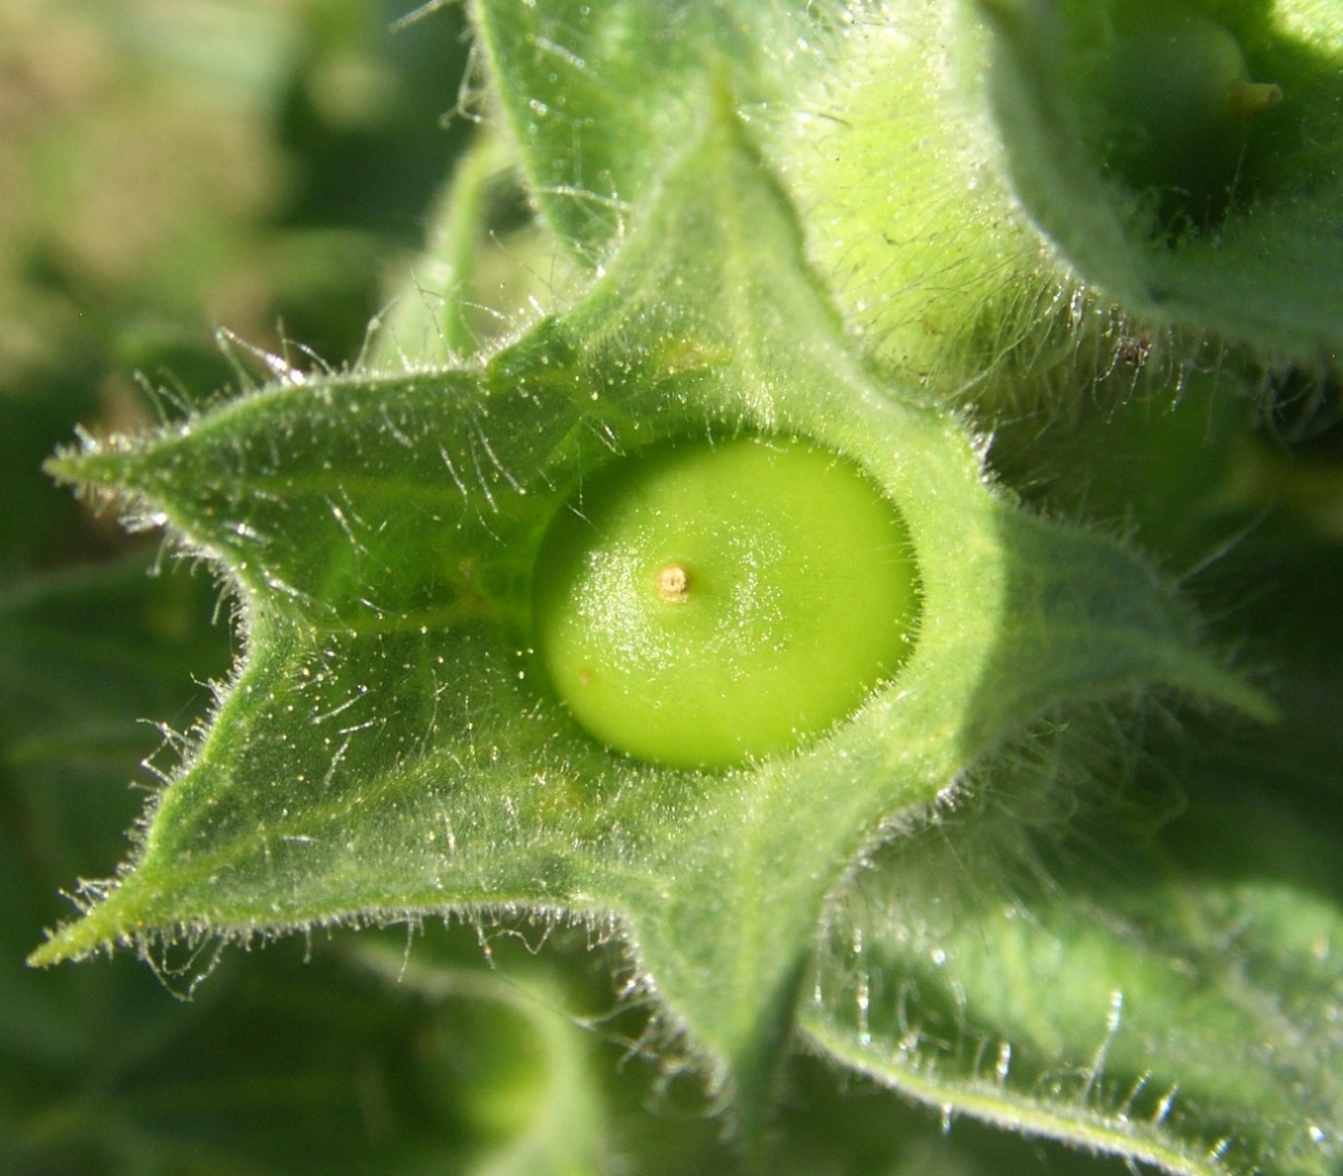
532, 437, 921, 770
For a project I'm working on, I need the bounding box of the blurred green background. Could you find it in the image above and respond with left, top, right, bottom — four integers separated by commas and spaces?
2, 3, 1335, 1173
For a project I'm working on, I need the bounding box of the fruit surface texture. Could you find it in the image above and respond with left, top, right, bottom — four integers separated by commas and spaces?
534, 437, 921, 769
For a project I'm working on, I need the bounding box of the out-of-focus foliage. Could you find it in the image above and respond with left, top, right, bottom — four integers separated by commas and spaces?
0, 0, 475, 576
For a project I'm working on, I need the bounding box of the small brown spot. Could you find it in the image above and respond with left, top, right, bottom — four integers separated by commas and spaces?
656, 562, 690, 603
578, 666, 593, 685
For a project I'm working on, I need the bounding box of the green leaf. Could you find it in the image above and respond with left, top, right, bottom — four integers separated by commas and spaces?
0, 558, 230, 1096
347, 936, 608, 1176
0, 563, 559, 1175
0, 556, 232, 942
35, 102, 1258, 1137
6, 926, 608, 1176
472, 0, 840, 259
802, 736, 1343, 1176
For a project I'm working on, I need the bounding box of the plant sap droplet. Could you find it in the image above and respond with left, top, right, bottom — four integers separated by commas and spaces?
532, 437, 921, 769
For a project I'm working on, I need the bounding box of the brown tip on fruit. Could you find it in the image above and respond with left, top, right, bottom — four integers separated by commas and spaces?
1227, 79, 1283, 121
656, 563, 690, 603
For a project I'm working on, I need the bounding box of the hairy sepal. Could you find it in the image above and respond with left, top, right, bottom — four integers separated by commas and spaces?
36, 105, 1259, 1127
470, 0, 845, 262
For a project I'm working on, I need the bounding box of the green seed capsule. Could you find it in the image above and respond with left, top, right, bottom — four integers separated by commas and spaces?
1093, 3, 1281, 231
532, 437, 921, 770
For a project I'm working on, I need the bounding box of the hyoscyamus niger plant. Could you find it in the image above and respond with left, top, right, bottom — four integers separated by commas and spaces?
26, 0, 1343, 1173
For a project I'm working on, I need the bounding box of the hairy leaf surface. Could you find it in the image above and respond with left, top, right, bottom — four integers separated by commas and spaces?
804, 786, 1343, 1176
